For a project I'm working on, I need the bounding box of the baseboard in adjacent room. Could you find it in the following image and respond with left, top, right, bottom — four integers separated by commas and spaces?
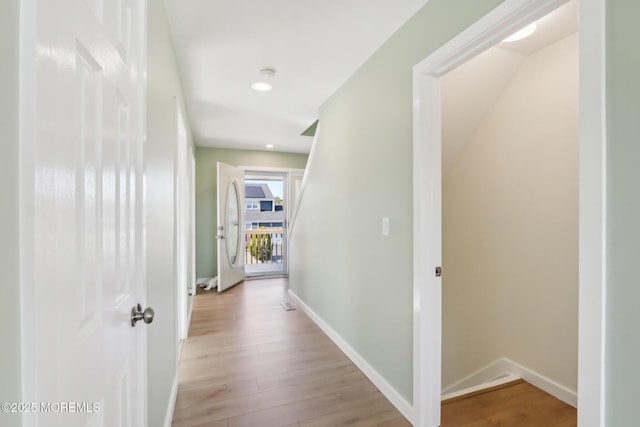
504, 358, 577, 408
441, 358, 577, 408
441, 375, 522, 402
288, 289, 415, 424
442, 358, 516, 396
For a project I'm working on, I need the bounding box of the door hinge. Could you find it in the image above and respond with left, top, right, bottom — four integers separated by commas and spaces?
435, 266, 442, 277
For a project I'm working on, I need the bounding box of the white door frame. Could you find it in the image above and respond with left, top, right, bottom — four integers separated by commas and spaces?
412, 0, 606, 426
175, 102, 192, 340
242, 166, 306, 277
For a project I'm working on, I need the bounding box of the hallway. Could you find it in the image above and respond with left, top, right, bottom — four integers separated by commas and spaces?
171, 278, 410, 426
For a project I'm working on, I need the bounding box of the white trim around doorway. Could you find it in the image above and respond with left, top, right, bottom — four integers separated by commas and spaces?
412, 1, 606, 426
241, 166, 305, 278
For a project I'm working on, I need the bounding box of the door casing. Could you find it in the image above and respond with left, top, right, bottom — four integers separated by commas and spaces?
175, 104, 195, 340
412, 0, 606, 426
244, 170, 289, 278
242, 166, 306, 278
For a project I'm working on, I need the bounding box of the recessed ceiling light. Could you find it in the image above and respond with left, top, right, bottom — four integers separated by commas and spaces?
503, 22, 537, 42
265, 144, 275, 149
252, 68, 275, 92
251, 82, 272, 91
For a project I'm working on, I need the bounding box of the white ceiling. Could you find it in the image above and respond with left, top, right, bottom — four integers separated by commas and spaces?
165, 0, 429, 154
441, 0, 578, 171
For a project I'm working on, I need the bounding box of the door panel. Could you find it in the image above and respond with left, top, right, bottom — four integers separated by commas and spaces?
217, 162, 245, 291
22, 0, 147, 425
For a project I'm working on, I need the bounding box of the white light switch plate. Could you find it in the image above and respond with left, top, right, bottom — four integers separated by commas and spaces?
382, 217, 390, 236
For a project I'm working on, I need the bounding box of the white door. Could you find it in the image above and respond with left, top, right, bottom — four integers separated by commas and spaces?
217, 162, 246, 291
21, 0, 148, 426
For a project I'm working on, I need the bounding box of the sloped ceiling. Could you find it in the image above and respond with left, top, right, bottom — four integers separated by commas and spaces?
442, 48, 526, 172
441, 0, 578, 171
165, 0, 428, 153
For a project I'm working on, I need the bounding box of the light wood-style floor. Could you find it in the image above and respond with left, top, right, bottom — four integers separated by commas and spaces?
441, 380, 577, 427
172, 278, 411, 427
173, 278, 577, 427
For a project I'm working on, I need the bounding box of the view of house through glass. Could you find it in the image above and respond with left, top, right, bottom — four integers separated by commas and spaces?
244, 173, 286, 276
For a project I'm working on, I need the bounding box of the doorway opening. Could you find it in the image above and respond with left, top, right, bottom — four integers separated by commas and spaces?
244, 172, 287, 277
439, 0, 579, 418
213, 165, 304, 290
412, 0, 606, 425
176, 105, 195, 340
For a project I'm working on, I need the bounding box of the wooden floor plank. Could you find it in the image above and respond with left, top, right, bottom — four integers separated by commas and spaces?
172, 279, 409, 427
441, 381, 577, 427
173, 278, 576, 427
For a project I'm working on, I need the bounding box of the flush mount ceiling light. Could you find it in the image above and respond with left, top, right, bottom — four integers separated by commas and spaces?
251, 68, 275, 92
265, 144, 275, 149
503, 22, 537, 42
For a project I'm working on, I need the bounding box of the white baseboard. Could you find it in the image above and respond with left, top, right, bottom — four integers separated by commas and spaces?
288, 290, 415, 424
503, 358, 577, 408
441, 373, 521, 401
164, 374, 179, 427
442, 357, 577, 408
442, 358, 515, 395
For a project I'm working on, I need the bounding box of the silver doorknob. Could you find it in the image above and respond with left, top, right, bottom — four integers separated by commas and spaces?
131, 304, 155, 327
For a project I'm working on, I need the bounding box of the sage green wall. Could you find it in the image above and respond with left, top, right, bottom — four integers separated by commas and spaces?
196, 147, 308, 278
289, 0, 503, 403
146, 1, 195, 425
606, 0, 640, 424
442, 34, 578, 391
0, 0, 22, 426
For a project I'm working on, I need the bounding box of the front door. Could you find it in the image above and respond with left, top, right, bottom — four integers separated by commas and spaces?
217, 162, 246, 291
21, 0, 149, 425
